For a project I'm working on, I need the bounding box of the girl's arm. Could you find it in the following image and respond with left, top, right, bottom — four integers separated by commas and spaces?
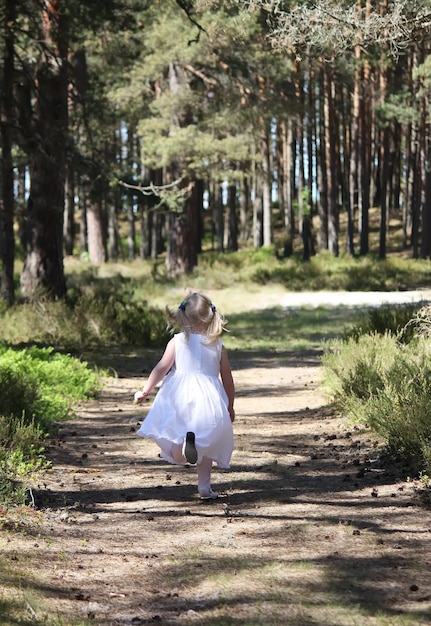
134, 338, 176, 404
220, 346, 235, 422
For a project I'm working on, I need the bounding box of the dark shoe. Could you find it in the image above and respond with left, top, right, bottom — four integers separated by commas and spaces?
182, 431, 197, 464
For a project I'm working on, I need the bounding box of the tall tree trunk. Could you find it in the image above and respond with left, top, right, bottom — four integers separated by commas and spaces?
139, 201, 151, 259
126, 126, 136, 260
261, 122, 272, 247
20, 0, 68, 299
350, 42, 361, 255
79, 181, 88, 257
296, 64, 314, 259
358, 3, 373, 256
378, 25, 389, 260
211, 180, 224, 253
107, 194, 118, 261
317, 71, 328, 251
389, 120, 401, 225
410, 48, 425, 258
0, 0, 16, 305
281, 119, 295, 257
422, 169, 431, 259
127, 193, 136, 260
149, 168, 165, 259
64, 165, 75, 256
164, 63, 200, 275
359, 60, 371, 256
87, 194, 106, 264
417, 52, 428, 259
225, 178, 238, 252
252, 163, 263, 248
166, 179, 199, 277
239, 166, 250, 243
378, 130, 389, 259
275, 121, 286, 253
342, 83, 354, 256
323, 64, 339, 256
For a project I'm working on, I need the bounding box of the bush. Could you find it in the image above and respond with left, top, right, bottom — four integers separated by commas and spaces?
343, 302, 426, 343
0, 283, 168, 348
71, 288, 167, 346
322, 333, 431, 474
0, 345, 103, 505
322, 333, 399, 404
0, 345, 101, 427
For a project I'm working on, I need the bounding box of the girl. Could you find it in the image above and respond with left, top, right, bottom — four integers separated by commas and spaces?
134, 292, 235, 500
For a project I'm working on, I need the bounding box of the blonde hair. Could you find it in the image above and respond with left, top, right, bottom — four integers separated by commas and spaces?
166, 292, 227, 344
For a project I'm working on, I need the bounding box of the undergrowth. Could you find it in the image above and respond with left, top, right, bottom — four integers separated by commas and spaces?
0, 345, 102, 506
322, 303, 431, 475
0, 278, 168, 348
1, 254, 431, 498
189, 248, 431, 292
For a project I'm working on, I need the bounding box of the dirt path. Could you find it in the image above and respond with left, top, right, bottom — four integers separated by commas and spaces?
2, 347, 431, 625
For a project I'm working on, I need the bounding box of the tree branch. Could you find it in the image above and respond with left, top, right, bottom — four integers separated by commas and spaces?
175, 0, 208, 44
235, 0, 431, 57
119, 178, 183, 196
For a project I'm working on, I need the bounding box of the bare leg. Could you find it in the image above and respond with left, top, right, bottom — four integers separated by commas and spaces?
197, 456, 217, 498
170, 442, 184, 464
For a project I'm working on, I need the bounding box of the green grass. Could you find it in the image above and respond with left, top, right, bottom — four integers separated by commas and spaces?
64, 247, 431, 299
223, 306, 363, 352
0, 346, 103, 506
3, 249, 430, 350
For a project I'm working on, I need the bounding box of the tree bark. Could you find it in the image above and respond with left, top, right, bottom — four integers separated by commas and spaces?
280, 119, 295, 257
166, 179, 199, 277
359, 59, 371, 256
87, 193, 106, 264
422, 169, 431, 259
253, 165, 263, 249
0, 0, 16, 305
225, 177, 238, 252
239, 164, 250, 243
64, 165, 75, 256
212, 181, 224, 253
323, 64, 339, 256
20, 0, 68, 299
261, 122, 272, 247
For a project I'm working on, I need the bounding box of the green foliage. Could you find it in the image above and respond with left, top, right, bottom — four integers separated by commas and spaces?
0, 346, 102, 506
0, 345, 100, 426
0, 279, 168, 348
376, 91, 418, 126
322, 333, 431, 474
343, 302, 425, 343
188, 249, 431, 292
67, 281, 168, 347
4, 254, 429, 350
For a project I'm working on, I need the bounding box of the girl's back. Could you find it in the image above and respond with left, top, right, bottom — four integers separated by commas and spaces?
174, 332, 222, 378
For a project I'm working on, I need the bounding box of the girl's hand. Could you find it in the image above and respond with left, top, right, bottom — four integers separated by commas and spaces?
229, 407, 235, 423
134, 390, 148, 404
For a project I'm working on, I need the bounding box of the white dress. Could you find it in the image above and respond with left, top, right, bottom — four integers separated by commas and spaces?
136, 332, 234, 468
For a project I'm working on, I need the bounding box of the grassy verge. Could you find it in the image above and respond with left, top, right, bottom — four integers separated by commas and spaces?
0, 345, 102, 507
322, 303, 431, 476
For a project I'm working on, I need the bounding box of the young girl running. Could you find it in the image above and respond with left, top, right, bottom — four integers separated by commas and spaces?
134, 292, 235, 500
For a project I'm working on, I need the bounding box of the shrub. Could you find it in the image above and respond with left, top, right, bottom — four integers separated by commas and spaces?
322, 333, 398, 404
72, 289, 167, 346
322, 333, 431, 474
343, 302, 425, 343
0, 345, 101, 427
0, 345, 103, 505
0, 284, 168, 348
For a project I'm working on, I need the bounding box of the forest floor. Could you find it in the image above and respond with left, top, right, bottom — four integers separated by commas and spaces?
1, 293, 431, 625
